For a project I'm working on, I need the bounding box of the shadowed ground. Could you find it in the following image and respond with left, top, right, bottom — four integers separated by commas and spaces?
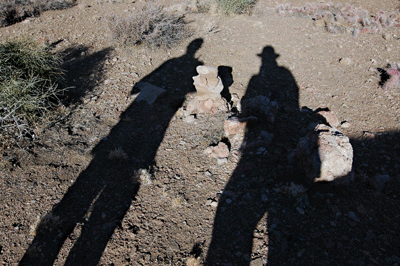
20, 38, 204, 266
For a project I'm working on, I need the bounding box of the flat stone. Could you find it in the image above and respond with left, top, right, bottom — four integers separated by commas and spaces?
134, 82, 166, 105
318, 109, 340, 128
204, 142, 230, 159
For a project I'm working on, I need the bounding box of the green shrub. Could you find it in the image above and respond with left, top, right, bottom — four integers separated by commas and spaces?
215, 0, 256, 15
0, 38, 64, 141
108, 3, 191, 48
0, 0, 76, 27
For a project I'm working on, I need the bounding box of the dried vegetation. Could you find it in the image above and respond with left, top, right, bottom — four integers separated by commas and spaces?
0, 38, 64, 145
276, 2, 400, 37
0, 0, 76, 27
215, 0, 256, 15
108, 3, 191, 48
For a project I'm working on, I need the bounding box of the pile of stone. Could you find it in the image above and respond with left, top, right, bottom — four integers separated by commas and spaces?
182, 65, 355, 184
186, 66, 229, 115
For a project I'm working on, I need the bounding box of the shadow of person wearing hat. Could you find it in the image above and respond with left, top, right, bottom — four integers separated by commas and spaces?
206, 46, 306, 265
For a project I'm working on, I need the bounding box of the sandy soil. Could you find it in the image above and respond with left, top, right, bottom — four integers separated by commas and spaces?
1, 0, 400, 265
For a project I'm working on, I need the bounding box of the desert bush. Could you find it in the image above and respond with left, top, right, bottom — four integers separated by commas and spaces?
0, 0, 76, 27
195, 0, 212, 13
215, 0, 256, 15
108, 3, 191, 49
0, 38, 64, 142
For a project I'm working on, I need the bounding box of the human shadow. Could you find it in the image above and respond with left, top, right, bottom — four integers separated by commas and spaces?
206, 46, 400, 266
19, 38, 204, 266
206, 46, 308, 265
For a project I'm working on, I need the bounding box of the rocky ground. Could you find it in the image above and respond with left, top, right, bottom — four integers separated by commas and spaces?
1, 0, 400, 265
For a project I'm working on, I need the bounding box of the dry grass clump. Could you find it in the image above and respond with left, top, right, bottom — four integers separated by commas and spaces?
276, 3, 400, 37
108, 3, 191, 49
0, 0, 76, 27
0, 38, 64, 143
194, 0, 212, 14
215, 0, 256, 15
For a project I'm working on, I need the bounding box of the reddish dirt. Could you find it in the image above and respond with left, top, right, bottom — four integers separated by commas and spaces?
1, 0, 400, 265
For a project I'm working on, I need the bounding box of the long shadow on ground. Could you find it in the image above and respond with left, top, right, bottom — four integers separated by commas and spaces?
206, 45, 400, 265
19, 38, 204, 266
206, 45, 308, 265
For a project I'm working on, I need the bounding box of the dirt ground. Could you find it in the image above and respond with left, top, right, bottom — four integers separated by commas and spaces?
1, 0, 400, 265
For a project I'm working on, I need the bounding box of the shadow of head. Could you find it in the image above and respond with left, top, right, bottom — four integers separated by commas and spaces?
130, 38, 204, 107
257, 46, 280, 63
186, 38, 204, 57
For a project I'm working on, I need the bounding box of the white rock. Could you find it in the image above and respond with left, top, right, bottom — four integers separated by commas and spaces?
297, 124, 353, 183
217, 158, 228, 165
339, 57, 352, 65
340, 121, 351, 128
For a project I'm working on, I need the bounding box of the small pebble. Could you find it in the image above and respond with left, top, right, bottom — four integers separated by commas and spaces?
348, 211, 359, 222
340, 121, 351, 128
261, 194, 268, 202
217, 158, 228, 165
382, 33, 393, 40
296, 207, 305, 215
339, 58, 352, 65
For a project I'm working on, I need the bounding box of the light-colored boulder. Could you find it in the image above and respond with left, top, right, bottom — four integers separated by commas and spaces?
297, 124, 353, 183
